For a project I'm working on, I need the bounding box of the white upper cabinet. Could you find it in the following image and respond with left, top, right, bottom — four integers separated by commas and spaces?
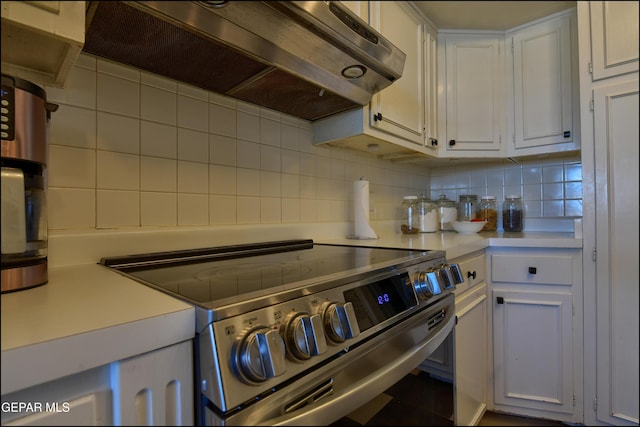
589, 1, 639, 80
369, 1, 425, 146
314, 2, 433, 160
440, 34, 505, 155
508, 12, 579, 155
1, 1, 85, 86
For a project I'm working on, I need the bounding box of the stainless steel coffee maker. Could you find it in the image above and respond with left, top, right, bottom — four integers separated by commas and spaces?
1, 74, 57, 293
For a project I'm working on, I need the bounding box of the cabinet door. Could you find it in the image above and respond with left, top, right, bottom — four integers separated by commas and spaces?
424, 25, 439, 152
369, 2, 425, 146
443, 35, 504, 152
1, 1, 85, 86
590, 1, 639, 80
455, 284, 488, 426
593, 79, 639, 425
114, 341, 193, 426
512, 14, 574, 150
492, 289, 574, 415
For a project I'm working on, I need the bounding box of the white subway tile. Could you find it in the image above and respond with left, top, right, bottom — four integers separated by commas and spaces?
236, 168, 260, 197
260, 171, 281, 197
178, 128, 209, 163
97, 73, 139, 117
178, 95, 208, 132
237, 196, 261, 224
209, 195, 236, 224
210, 134, 237, 166
141, 192, 177, 226
260, 197, 282, 223
236, 139, 261, 170
48, 146, 95, 188
141, 85, 177, 125
96, 190, 139, 228
237, 110, 260, 143
260, 117, 281, 147
260, 145, 281, 172
97, 150, 139, 190
48, 187, 95, 230
141, 121, 177, 158
178, 194, 209, 226
281, 198, 300, 223
97, 112, 140, 154
140, 156, 177, 192
209, 165, 236, 195
178, 161, 208, 194
50, 105, 96, 149
210, 103, 237, 137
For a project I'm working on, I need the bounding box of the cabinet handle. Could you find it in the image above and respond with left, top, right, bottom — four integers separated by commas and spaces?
373, 113, 382, 122
563, 131, 571, 138
429, 138, 438, 146
528, 267, 537, 274
467, 270, 477, 280
449, 139, 456, 146
496, 296, 504, 304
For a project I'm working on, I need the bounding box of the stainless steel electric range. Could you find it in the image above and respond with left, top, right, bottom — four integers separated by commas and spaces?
101, 239, 462, 426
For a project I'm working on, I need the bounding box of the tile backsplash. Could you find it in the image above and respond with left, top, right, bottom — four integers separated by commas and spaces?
43, 53, 582, 233
429, 155, 583, 220
44, 53, 430, 232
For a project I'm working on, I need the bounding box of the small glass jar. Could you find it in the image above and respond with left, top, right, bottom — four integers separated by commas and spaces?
401, 196, 419, 234
417, 195, 439, 233
503, 195, 524, 232
478, 196, 498, 231
436, 194, 457, 231
458, 194, 478, 221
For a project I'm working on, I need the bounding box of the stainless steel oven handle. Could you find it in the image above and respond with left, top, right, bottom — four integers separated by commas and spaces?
262, 310, 455, 426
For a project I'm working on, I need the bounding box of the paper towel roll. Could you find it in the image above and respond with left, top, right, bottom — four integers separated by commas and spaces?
350, 178, 378, 240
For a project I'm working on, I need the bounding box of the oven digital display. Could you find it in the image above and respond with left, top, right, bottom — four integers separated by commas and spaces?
343, 272, 417, 332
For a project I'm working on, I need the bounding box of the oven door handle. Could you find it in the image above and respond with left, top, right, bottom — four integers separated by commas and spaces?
262, 310, 455, 426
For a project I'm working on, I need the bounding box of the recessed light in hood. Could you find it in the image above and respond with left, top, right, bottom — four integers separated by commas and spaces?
83, 1, 406, 121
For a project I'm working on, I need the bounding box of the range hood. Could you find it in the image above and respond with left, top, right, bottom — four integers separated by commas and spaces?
83, 1, 406, 121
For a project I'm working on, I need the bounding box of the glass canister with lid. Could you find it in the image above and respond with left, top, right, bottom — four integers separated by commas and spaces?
457, 194, 478, 221
417, 195, 439, 232
478, 196, 498, 231
503, 195, 524, 232
401, 196, 420, 234
436, 194, 457, 231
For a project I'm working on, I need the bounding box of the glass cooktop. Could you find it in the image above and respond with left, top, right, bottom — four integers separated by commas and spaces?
101, 240, 437, 305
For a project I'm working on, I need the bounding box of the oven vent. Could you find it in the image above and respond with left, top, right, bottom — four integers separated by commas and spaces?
283, 378, 334, 414
426, 309, 446, 330
83, 1, 406, 122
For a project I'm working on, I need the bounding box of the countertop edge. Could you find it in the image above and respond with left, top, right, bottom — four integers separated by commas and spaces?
1, 307, 194, 395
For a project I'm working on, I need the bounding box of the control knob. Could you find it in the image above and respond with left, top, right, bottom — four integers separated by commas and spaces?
438, 263, 464, 288
233, 326, 286, 383
413, 268, 446, 300
280, 311, 327, 361
321, 301, 360, 343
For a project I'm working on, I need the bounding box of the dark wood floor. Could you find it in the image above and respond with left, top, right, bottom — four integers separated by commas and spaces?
331, 370, 568, 426
330, 370, 454, 426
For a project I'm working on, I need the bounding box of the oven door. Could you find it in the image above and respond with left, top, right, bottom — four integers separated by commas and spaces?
205, 293, 455, 426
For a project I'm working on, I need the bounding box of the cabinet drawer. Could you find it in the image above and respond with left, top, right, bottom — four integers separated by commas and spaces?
491, 253, 573, 285
455, 253, 486, 294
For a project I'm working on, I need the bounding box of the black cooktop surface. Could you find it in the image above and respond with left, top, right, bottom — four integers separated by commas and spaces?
101, 240, 439, 305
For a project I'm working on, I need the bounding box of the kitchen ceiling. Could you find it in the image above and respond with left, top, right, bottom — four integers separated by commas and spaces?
412, 1, 576, 31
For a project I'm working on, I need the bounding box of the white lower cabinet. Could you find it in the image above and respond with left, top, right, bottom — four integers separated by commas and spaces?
420, 250, 489, 426
489, 247, 583, 424
455, 282, 488, 426
0, 366, 112, 426
0, 340, 193, 426
113, 340, 193, 426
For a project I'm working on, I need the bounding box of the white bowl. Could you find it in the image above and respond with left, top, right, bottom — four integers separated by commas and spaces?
451, 220, 487, 234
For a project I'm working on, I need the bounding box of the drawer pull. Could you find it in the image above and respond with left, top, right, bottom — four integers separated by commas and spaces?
467, 270, 477, 280
528, 267, 537, 274
496, 296, 504, 304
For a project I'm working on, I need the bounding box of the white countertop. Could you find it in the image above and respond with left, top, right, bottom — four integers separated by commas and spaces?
317, 230, 582, 259
1, 263, 194, 395
1, 222, 582, 396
